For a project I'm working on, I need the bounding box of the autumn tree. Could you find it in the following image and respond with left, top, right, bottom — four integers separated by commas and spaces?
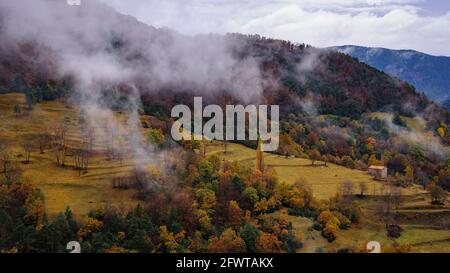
255, 232, 283, 253
239, 223, 259, 253
341, 156, 355, 168
77, 216, 103, 242
428, 184, 446, 205
307, 132, 319, 146
322, 222, 339, 242
318, 210, 337, 226
215, 171, 241, 226
243, 187, 259, 209
23, 188, 46, 229
207, 228, 246, 253
318, 210, 340, 242
308, 149, 321, 166
159, 225, 185, 253
368, 154, 383, 166
405, 164, 414, 185
187, 231, 207, 253
278, 133, 300, 158
227, 201, 243, 229
148, 128, 165, 150
437, 127, 445, 138
194, 188, 216, 212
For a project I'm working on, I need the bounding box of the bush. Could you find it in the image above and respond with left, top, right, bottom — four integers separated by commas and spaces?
312, 222, 323, 231
386, 224, 403, 238
322, 222, 338, 242
288, 207, 318, 218
335, 212, 351, 229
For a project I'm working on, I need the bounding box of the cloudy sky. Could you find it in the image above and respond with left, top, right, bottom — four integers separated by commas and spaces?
99, 0, 450, 56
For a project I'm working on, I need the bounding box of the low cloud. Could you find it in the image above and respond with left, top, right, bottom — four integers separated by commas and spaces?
0, 0, 266, 171
101, 0, 450, 56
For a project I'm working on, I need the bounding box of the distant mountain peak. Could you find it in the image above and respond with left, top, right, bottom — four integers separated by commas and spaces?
331, 45, 450, 104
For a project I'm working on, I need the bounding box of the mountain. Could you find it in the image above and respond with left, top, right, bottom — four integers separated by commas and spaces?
332, 45, 450, 106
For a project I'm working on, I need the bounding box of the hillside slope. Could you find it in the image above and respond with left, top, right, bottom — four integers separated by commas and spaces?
0, 0, 449, 191
0, 93, 143, 216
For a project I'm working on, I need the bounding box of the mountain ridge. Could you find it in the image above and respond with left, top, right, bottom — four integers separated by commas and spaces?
332, 45, 450, 105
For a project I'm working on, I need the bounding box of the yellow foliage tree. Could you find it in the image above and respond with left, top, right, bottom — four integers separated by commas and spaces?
159, 225, 185, 253
437, 127, 445, 138
227, 201, 243, 229
207, 228, 246, 253
255, 232, 283, 253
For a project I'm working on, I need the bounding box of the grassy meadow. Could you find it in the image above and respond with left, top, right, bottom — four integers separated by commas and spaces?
205, 141, 422, 200
0, 93, 140, 217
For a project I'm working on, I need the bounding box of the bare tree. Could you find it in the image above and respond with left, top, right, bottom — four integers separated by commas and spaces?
81, 128, 94, 172
51, 122, 68, 166
20, 134, 36, 164
73, 147, 90, 176
106, 124, 118, 160
115, 133, 126, 164
379, 181, 397, 218
341, 180, 354, 197
0, 139, 13, 178
36, 132, 51, 154
13, 104, 21, 117
392, 187, 403, 211
73, 148, 84, 176
116, 146, 125, 166
74, 128, 94, 175
0, 138, 21, 181
322, 155, 328, 167
359, 182, 368, 197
